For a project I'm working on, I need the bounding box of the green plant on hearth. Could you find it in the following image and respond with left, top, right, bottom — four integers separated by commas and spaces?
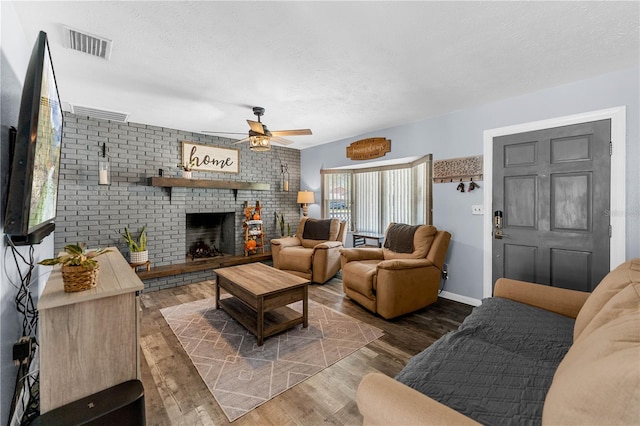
275, 212, 290, 237
121, 226, 147, 252
38, 244, 110, 268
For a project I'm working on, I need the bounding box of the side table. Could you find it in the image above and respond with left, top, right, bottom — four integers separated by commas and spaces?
352, 232, 385, 248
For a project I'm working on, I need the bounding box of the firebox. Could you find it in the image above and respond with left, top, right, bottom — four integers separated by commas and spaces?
185, 213, 235, 260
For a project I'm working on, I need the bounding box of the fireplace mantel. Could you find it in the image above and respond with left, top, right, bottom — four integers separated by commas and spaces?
148, 177, 270, 191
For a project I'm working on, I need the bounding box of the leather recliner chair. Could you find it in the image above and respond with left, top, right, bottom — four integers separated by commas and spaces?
271, 217, 348, 284
340, 223, 451, 319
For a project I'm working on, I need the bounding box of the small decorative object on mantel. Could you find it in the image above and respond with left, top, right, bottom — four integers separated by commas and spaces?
38, 244, 110, 292
177, 159, 196, 179
346, 137, 391, 160
121, 226, 148, 264
181, 141, 239, 174
433, 155, 483, 183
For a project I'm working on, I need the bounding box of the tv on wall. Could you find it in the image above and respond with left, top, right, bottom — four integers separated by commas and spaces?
4, 31, 63, 245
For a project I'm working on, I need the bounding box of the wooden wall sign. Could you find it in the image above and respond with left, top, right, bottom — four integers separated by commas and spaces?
346, 138, 391, 160
181, 141, 239, 174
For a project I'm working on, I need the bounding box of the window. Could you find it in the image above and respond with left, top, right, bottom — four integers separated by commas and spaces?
321, 155, 432, 233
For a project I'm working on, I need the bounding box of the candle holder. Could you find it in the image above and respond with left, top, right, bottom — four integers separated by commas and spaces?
281, 163, 290, 192
98, 143, 111, 185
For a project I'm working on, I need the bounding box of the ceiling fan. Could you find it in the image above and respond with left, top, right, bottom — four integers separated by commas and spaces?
202, 106, 312, 151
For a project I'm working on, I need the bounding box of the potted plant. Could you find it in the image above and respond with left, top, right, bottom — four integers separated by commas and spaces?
177, 159, 196, 179
122, 226, 148, 264
39, 244, 110, 292
275, 212, 290, 237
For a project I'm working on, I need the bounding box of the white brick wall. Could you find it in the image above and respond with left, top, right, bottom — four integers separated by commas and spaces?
57, 113, 301, 290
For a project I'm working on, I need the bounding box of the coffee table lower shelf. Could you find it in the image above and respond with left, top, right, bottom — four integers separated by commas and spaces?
219, 297, 304, 343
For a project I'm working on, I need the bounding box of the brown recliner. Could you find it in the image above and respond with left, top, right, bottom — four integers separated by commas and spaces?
271, 217, 348, 284
340, 223, 451, 319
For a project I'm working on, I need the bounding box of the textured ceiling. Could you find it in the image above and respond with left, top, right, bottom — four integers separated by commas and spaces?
10, 1, 640, 149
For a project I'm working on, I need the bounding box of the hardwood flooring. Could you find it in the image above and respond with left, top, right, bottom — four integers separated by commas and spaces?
139, 274, 473, 425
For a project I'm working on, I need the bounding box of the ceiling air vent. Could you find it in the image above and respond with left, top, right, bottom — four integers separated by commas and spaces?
64, 27, 112, 60
70, 104, 129, 122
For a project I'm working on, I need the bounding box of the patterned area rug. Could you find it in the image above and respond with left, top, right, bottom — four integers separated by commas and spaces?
160, 297, 384, 422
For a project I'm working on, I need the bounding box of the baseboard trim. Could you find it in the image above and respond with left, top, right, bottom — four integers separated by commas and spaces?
439, 291, 482, 307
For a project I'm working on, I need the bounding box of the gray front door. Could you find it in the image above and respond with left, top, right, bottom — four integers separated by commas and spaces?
492, 120, 611, 292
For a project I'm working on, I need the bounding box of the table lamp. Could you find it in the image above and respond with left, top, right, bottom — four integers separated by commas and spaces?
297, 191, 315, 217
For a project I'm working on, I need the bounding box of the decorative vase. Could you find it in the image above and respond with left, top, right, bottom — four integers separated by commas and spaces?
130, 250, 148, 264
182, 170, 192, 179
61, 264, 99, 293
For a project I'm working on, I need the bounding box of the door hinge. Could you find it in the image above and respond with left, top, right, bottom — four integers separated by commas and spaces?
610, 141, 613, 156
609, 225, 612, 238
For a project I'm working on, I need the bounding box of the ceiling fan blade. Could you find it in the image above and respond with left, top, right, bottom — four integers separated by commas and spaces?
233, 137, 250, 144
271, 129, 312, 136
201, 130, 247, 135
247, 119, 264, 134
270, 136, 294, 146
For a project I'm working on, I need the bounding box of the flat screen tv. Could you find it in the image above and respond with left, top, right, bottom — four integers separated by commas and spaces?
4, 31, 63, 245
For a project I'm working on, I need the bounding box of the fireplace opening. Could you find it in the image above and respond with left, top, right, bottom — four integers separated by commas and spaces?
185, 213, 235, 261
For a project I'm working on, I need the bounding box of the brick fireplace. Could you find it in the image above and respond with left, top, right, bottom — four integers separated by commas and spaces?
185, 212, 235, 260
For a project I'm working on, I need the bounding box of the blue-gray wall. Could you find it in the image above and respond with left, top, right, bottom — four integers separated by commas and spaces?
301, 66, 639, 303
1, 3, 54, 423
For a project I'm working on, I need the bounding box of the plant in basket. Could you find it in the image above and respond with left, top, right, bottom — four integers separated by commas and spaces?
38, 244, 110, 292
121, 226, 148, 264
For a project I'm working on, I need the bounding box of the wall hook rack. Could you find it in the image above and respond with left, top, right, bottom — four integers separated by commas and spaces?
433, 155, 483, 184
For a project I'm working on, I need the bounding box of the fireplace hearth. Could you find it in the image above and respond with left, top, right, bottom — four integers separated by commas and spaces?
185, 212, 235, 261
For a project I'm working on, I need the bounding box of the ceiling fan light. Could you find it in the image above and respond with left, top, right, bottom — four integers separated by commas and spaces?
249, 135, 271, 152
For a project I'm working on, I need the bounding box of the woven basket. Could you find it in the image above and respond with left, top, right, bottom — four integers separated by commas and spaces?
61, 264, 99, 293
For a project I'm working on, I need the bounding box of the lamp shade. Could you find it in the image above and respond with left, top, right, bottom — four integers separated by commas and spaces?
297, 191, 315, 204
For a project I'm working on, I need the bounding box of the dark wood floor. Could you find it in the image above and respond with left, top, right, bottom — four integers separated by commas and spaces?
139, 274, 473, 425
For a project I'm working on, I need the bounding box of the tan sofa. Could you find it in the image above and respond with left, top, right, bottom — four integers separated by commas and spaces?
271, 217, 347, 284
339, 223, 451, 319
357, 258, 640, 425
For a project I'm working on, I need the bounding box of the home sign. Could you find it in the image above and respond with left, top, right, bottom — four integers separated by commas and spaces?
181, 141, 239, 174
346, 138, 391, 160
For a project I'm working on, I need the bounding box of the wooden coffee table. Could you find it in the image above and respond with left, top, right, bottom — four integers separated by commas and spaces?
214, 262, 309, 345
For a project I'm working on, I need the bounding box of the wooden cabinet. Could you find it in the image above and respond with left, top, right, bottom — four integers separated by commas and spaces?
38, 249, 144, 413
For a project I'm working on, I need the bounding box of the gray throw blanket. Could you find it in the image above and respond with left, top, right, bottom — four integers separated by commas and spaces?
395, 297, 575, 425
383, 223, 419, 253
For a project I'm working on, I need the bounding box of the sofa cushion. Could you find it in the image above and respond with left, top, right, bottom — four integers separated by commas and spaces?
276, 245, 312, 273
395, 297, 574, 425
574, 258, 640, 341
298, 217, 340, 248
342, 259, 379, 299
543, 282, 640, 425
383, 224, 436, 260
459, 297, 575, 362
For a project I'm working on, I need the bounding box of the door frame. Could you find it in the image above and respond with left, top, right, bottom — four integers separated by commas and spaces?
482, 107, 626, 298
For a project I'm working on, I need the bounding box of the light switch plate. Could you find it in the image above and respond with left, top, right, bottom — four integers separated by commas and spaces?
472, 205, 484, 215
